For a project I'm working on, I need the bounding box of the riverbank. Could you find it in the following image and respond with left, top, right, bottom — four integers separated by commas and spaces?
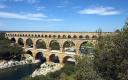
31, 62, 63, 77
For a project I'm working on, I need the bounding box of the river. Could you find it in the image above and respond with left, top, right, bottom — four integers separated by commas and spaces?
0, 63, 40, 80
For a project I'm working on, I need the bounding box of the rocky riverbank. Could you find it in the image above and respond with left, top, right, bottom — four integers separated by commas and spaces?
0, 60, 33, 69
31, 62, 63, 77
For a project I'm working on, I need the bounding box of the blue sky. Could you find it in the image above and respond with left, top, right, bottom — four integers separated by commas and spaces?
0, 0, 128, 32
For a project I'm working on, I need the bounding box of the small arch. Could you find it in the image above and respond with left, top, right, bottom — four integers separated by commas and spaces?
45, 35, 47, 38
85, 35, 89, 39
53, 35, 56, 38
68, 35, 71, 38
63, 35, 66, 38
25, 34, 27, 37
28, 34, 31, 37
49, 54, 60, 63
49, 35, 51, 38
38, 35, 40, 37
58, 35, 61, 38
10, 38, 16, 43
92, 35, 97, 39
35, 34, 37, 37
73, 35, 77, 38
41, 35, 43, 37
79, 35, 83, 38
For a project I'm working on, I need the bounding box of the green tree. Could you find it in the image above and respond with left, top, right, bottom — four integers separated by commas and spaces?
94, 21, 128, 80
76, 56, 103, 80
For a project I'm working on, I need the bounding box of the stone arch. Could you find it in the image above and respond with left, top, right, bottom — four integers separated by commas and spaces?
45, 35, 47, 38
35, 39, 47, 49
10, 37, 16, 43
68, 35, 71, 38
18, 38, 24, 47
92, 35, 97, 39
63, 56, 75, 64
49, 54, 60, 63
58, 35, 61, 38
25, 34, 27, 37
79, 41, 94, 54
85, 35, 89, 39
26, 50, 33, 56
41, 35, 43, 37
53, 35, 56, 38
73, 35, 77, 38
35, 34, 37, 37
26, 38, 33, 48
63, 40, 75, 52
38, 34, 40, 37
35, 52, 46, 63
79, 35, 83, 38
49, 40, 60, 50
49, 35, 51, 38
63, 35, 66, 38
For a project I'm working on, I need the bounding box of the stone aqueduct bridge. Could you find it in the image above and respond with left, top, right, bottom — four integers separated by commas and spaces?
5, 31, 112, 64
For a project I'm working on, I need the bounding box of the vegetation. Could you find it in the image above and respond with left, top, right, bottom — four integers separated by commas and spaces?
94, 21, 128, 80
0, 33, 24, 60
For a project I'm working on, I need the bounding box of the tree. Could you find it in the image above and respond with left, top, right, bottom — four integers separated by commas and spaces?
0, 36, 24, 60
94, 21, 128, 80
76, 56, 103, 80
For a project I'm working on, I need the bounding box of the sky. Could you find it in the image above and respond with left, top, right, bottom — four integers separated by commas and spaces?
0, 0, 128, 32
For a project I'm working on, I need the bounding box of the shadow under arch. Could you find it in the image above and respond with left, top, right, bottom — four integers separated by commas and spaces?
26, 38, 33, 48
79, 41, 94, 55
63, 40, 75, 52
49, 40, 60, 50
35, 39, 46, 49
49, 54, 60, 63
26, 50, 33, 57
35, 52, 46, 63
10, 37, 16, 43
18, 38, 24, 47
63, 56, 75, 64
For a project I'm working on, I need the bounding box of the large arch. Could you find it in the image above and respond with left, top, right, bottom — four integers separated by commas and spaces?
49, 54, 60, 63
18, 38, 24, 47
35, 39, 46, 49
79, 41, 94, 54
35, 52, 46, 63
63, 56, 75, 64
63, 40, 75, 52
49, 40, 60, 50
10, 37, 16, 43
26, 38, 33, 48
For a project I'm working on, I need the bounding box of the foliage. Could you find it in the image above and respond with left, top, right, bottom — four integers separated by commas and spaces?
94, 21, 128, 80
76, 56, 103, 80
0, 37, 24, 60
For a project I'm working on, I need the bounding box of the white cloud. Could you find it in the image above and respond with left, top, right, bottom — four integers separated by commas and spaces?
36, 6, 45, 11
0, 4, 7, 8
0, 11, 63, 22
78, 6, 120, 16
0, 12, 47, 20
45, 19, 63, 22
